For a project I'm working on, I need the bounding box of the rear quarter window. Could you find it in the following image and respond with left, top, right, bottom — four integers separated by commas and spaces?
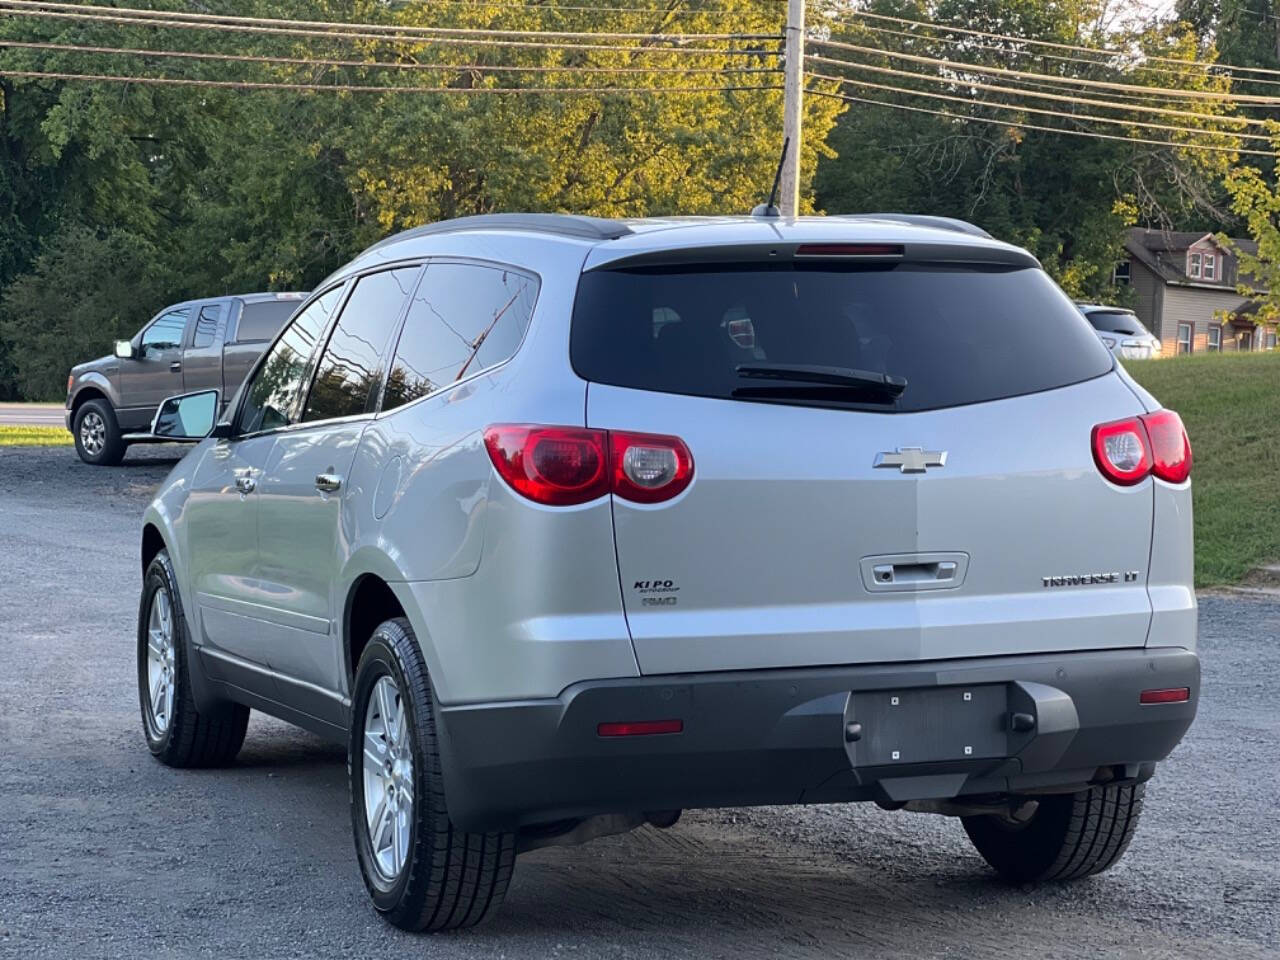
235, 300, 302, 342
570, 263, 1113, 413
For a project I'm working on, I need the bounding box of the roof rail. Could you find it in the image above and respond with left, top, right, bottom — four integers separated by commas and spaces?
365, 213, 633, 254
833, 213, 993, 240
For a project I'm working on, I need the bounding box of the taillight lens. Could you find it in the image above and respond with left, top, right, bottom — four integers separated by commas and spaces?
484, 424, 694, 506
610, 431, 694, 504
1091, 410, 1192, 486
482, 425, 609, 506
1142, 409, 1192, 484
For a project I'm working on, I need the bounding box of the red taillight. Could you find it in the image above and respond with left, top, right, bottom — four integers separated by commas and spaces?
609, 430, 694, 504
1140, 687, 1190, 705
1091, 410, 1192, 486
485, 424, 694, 506
482, 425, 609, 506
1142, 410, 1192, 484
598, 719, 683, 737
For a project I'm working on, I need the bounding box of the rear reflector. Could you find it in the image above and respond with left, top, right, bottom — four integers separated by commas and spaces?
598, 719, 684, 737
795, 243, 904, 258
1140, 687, 1191, 705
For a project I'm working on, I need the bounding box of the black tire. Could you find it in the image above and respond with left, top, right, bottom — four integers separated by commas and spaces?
73, 398, 127, 466
962, 783, 1146, 884
349, 618, 515, 932
137, 549, 249, 767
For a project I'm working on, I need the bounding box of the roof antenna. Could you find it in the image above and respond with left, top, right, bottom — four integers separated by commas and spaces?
752, 136, 788, 218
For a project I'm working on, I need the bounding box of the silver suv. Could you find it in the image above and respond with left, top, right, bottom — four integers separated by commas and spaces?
136, 214, 1198, 932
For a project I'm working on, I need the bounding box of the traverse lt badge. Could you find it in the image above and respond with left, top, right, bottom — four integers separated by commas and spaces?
873, 447, 948, 474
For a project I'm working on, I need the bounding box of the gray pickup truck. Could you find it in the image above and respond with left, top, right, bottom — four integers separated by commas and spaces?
66, 291, 306, 464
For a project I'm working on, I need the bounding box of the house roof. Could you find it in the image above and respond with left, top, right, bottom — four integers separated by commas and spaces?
1124, 227, 1258, 288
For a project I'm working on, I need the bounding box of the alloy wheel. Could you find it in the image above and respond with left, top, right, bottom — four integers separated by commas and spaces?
145, 587, 176, 736
362, 674, 414, 882
80, 411, 106, 456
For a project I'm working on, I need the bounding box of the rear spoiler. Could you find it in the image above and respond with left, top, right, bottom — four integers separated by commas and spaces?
584, 241, 1041, 272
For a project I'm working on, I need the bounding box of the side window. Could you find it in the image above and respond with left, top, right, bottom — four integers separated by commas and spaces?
237, 286, 344, 434
303, 267, 420, 422
383, 262, 539, 412
1177, 322, 1193, 355
141, 309, 189, 354
235, 299, 301, 342
192, 303, 223, 349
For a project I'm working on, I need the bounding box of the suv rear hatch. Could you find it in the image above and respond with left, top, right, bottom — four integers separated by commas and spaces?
573, 247, 1155, 674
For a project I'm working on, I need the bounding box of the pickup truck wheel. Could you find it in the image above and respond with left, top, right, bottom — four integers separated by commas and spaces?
962, 782, 1146, 883
137, 549, 249, 766
350, 619, 516, 932
74, 398, 126, 465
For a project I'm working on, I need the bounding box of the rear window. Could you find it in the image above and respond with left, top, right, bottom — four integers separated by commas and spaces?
235, 300, 301, 342
1085, 310, 1145, 336
570, 263, 1113, 413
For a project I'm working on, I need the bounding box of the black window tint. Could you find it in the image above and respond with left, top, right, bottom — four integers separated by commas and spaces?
236, 299, 302, 342
383, 262, 539, 412
570, 264, 1113, 414
303, 267, 420, 422
192, 303, 222, 349
1085, 311, 1143, 336
238, 286, 343, 434
142, 309, 189, 353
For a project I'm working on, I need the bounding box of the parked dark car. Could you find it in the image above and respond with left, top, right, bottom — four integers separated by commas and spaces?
66, 292, 306, 464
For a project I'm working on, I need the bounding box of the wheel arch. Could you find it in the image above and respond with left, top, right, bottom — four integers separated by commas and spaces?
340, 551, 444, 696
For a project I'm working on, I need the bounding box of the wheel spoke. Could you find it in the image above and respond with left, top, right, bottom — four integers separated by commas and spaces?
376, 680, 395, 744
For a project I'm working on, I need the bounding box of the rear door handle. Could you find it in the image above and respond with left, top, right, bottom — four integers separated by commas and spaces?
315, 473, 343, 493
170, 361, 182, 373
234, 474, 256, 495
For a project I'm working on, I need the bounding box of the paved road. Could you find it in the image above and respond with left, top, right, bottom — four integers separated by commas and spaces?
0, 402, 65, 427
1, 445, 1278, 960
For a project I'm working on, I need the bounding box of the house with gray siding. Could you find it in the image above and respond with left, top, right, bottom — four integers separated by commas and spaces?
1121, 228, 1278, 355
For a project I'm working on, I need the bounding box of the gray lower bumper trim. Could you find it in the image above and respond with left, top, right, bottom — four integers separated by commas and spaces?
436, 647, 1198, 831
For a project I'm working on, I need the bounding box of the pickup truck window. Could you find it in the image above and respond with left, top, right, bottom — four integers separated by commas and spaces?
142, 309, 189, 354
236, 300, 300, 343
303, 266, 420, 422
383, 262, 539, 411
237, 286, 344, 434
192, 304, 222, 349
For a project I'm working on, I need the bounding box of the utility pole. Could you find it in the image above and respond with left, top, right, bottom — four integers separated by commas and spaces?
779, 0, 805, 217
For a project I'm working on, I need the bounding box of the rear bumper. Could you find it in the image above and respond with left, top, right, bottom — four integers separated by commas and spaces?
436, 647, 1198, 832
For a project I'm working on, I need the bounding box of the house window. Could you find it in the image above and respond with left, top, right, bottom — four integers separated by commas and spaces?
1112, 261, 1131, 285
1203, 254, 1216, 281
1208, 326, 1221, 351
1177, 322, 1193, 354
1188, 252, 1202, 278
1268, 331, 1278, 351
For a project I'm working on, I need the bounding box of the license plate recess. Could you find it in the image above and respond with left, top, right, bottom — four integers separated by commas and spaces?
847, 684, 1009, 767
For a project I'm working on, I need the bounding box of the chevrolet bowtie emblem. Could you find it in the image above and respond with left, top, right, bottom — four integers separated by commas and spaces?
873, 447, 948, 473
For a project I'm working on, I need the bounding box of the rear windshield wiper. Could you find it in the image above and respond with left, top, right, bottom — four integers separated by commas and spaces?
735, 363, 907, 397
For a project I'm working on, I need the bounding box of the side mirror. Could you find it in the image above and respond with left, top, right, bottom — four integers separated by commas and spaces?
115, 339, 136, 360
152, 390, 220, 440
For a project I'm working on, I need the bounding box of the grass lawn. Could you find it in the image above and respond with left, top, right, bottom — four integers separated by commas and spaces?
0, 425, 73, 447
1126, 351, 1280, 586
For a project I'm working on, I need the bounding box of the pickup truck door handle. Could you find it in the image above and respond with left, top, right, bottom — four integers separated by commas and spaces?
315, 473, 343, 493
233, 470, 256, 495
169, 361, 182, 373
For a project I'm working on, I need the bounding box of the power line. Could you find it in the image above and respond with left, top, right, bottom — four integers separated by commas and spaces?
817, 5, 1280, 82
836, 16, 1280, 91
806, 86, 1274, 156
809, 37, 1276, 105
804, 52, 1265, 128
805, 68, 1269, 143
0, 67, 785, 94
0, 7, 782, 56
384, 0, 786, 17
0, 38, 781, 75
0, 0, 779, 42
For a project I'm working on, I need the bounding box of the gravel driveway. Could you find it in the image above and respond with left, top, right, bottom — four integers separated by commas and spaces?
1, 445, 1277, 959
